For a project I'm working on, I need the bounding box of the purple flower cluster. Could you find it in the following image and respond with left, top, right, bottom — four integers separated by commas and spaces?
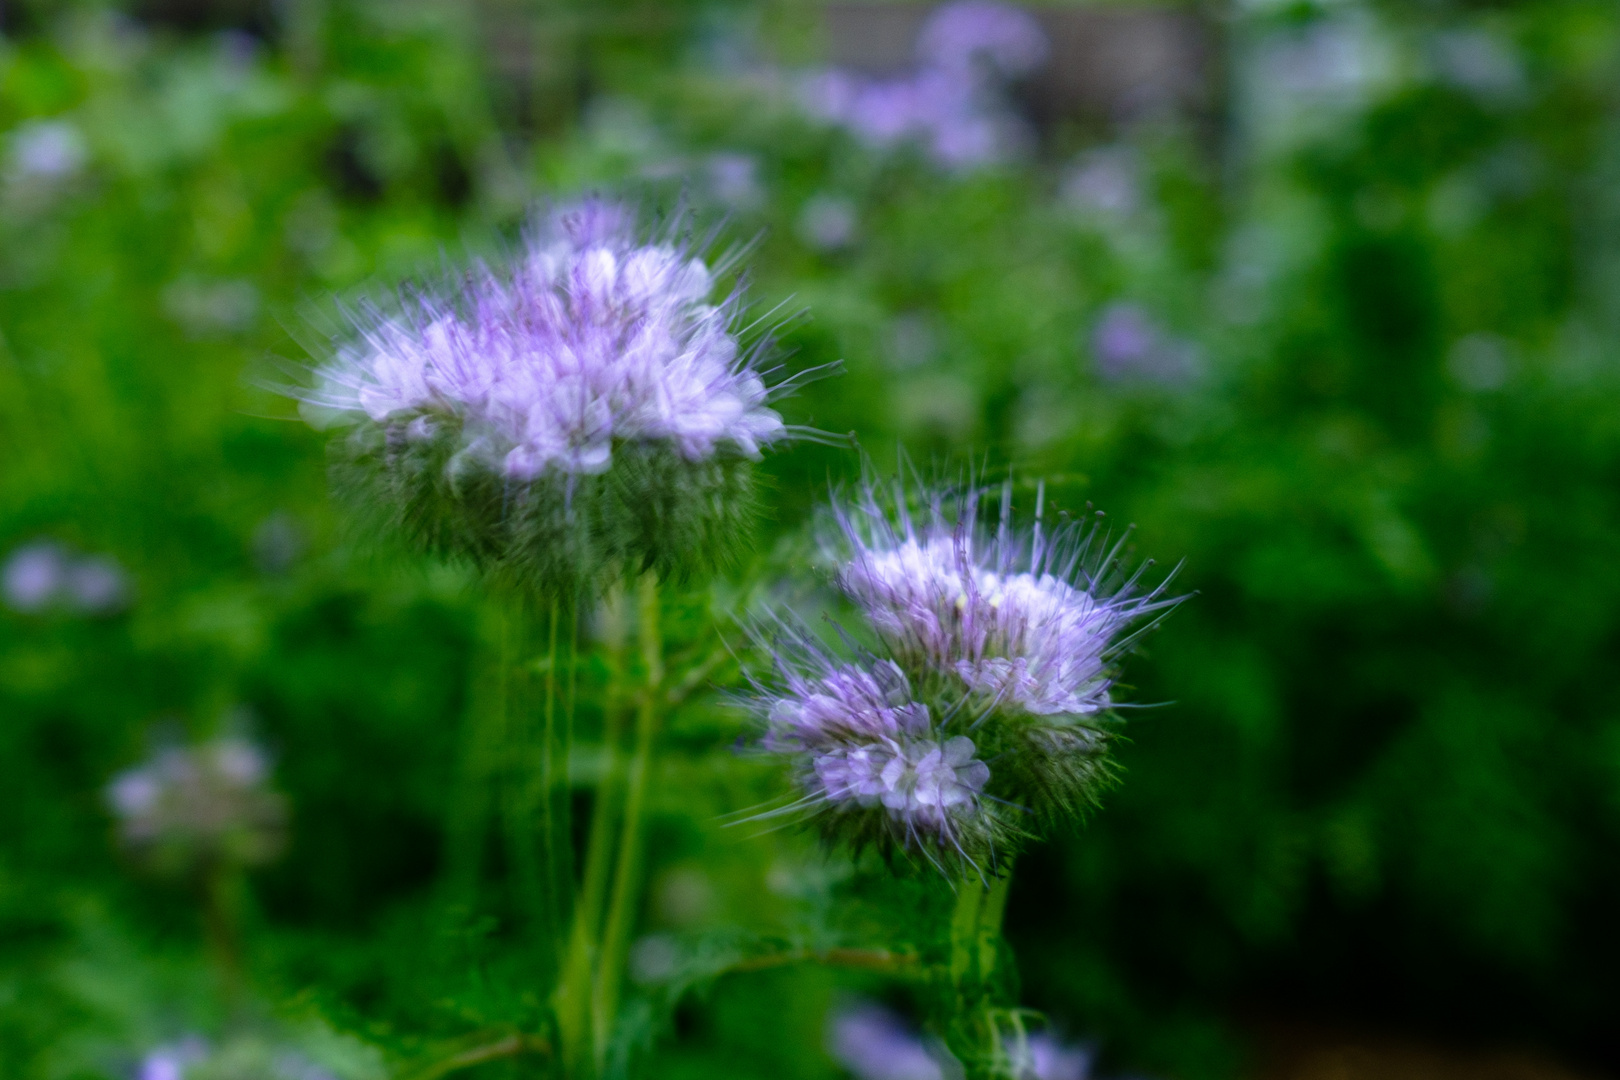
107, 736, 287, 876
749, 475, 1178, 866
759, 646, 992, 854
798, 1, 1046, 169
831, 482, 1171, 720
310, 200, 783, 480
3, 540, 130, 616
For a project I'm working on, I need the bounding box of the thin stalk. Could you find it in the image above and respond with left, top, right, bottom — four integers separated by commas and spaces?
499, 595, 557, 978
199, 863, 244, 1007
541, 598, 562, 945
555, 583, 630, 1078
553, 595, 579, 935
590, 573, 664, 1069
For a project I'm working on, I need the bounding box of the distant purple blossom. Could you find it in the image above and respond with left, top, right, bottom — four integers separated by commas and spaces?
1090, 303, 1200, 386
3, 540, 130, 615
829, 482, 1171, 720
1008, 1033, 1095, 1080
108, 736, 287, 875
138, 1038, 208, 1080
829, 1001, 953, 1080
916, 0, 1048, 79
796, 1, 1046, 169
308, 200, 784, 481
6, 119, 88, 183
2, 542, 63, 612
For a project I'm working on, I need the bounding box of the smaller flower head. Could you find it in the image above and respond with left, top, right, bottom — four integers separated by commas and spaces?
815, 472, 1181, 832
300, 199, 800, 598
107, 736, 287, 879
747, 621, 1000, 872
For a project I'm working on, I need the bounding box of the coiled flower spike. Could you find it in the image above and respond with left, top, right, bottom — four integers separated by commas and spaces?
743, 474, 1180, 876
746, 617, 1001, 873
824, 475, 1182, 829
300, 199, 803, 599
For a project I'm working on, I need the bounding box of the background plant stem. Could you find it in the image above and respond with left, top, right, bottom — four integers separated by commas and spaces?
590, 572, 663, 1070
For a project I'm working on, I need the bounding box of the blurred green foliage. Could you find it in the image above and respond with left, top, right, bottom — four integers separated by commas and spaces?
3, 1, 1620, 1078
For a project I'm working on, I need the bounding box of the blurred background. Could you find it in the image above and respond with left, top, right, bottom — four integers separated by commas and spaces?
3, 0, 1619, 1078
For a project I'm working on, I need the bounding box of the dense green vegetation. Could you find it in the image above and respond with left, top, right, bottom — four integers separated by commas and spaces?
3, 2, 1619, 1078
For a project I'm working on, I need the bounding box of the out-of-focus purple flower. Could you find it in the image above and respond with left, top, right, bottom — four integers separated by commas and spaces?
64, 555, 131, 614
138, 1038, 208, 1080
795, 1, 1045, 169
1090, 303, 1199, 386
830, 482, 1172, 720
1063, 147, 1141, 218
799, 193, 859, 251
916, 0, 1048, 80
308, 199, 785, 481
828, 1001, 954, 1080
6, 119, 89, 183
1007, 1032, 1094, 1080
706, 152, 764, 210
3, 542, 66, 612
3, 541, 131, 615
107, 736, 287, 877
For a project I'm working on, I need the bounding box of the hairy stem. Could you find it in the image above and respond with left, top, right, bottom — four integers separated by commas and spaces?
590, 572, 664, 1069
946, 865, 1015, 1075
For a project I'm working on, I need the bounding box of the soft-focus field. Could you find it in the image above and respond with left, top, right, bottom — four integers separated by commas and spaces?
3, 2, 1619, 1079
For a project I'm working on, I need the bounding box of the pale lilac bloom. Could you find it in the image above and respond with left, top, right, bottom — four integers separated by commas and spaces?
831, 482, 1174, 719
829, 1001, 953, 1080
1007, 1032, 1094, 1080
309, 201, 784, 481
63, 555, 130, 614
138, 1038, 208, 1080
1091, 303, 1199, 386
3, 542, 66, 612
795, 1, 1045, 169
108, 737, 287, 872
916, 0, 1049, 79
6, 119, 88, 182
798, 193, 859, 251
755, 637, 991, 846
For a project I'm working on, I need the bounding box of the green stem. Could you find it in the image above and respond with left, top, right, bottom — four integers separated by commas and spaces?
554, 584, 630, 1078
946, 864, 1015, 1075
591, 573, 663, 1069
200, 863, 245, 1008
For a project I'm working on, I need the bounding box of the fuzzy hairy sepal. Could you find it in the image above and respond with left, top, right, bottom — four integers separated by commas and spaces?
330, 415, 759, 599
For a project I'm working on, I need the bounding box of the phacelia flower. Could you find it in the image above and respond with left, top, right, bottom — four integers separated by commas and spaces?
749, 626, 999, 869
796, 1, 1046, 170
301, 199, 796, 597
107, 736, 287, 879
748, 474, 1178, 864
2, 540, 131, 616
828, 1001, 959, 1080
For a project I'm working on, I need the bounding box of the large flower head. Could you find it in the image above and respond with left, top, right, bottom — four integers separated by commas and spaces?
301, 199, 793, 597
746, 619, 1000, 872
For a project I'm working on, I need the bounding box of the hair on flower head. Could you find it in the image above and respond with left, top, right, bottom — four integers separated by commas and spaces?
742, 467, 1182, 875
743, 612, 1010, 876
297, 198, 813, 599
823, 471, 1183, 829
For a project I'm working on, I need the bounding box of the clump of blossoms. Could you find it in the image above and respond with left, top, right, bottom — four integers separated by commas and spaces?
301, 199, 792, 597
106, 737, 287, 879
748, 477, 1179, 873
